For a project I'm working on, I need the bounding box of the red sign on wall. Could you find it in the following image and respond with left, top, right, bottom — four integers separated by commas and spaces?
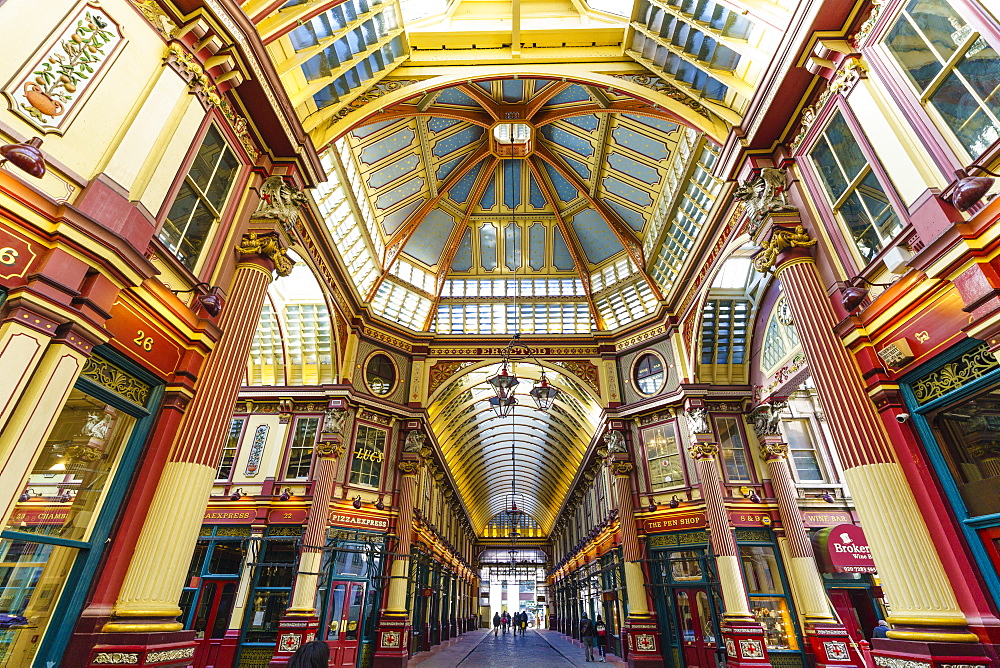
729, 509, 774, 527
203, 506, 258, 524
329, 510, 389, 531
802, 510, 852, 527
0, 227, 38, 281
8, 505, 69, 526
268, 508, 307, 524
106, 300, 183, 378
814, 524, 876, 574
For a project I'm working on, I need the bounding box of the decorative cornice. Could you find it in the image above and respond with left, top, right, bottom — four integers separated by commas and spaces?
611, 73, 710, 119
398, 461, 420, 475
688, 442, 719, 460
852, 0, 888, 49
790, 57, 866, 152
81, 356, 151, 405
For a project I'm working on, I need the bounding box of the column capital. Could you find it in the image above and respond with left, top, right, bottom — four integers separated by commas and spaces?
760, 441, 789, 461
752, 223, 816, 273
315, 441, 345, 458
235, 231, 294, 277
689, 441, 719, 460
610, 461, 633, 476
398, 460, 420, 475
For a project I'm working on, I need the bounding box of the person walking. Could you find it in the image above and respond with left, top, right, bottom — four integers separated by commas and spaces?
519, 611, 527, 636
580, 612, 597, 662
493, 612, 501, 636
502, 611, 510, 635
595, 615, 608, 662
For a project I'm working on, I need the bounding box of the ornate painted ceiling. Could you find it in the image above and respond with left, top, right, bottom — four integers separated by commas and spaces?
328, 76, 706, 333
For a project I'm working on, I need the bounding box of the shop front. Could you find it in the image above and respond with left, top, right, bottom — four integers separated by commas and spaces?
0, 349, 161, 667
902, 340, 1000, 609
647, 525, 803, 668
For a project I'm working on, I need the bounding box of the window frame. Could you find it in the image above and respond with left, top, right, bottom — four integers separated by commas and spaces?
281, 415, 320, 481
780, 416, 830, 484
363, 350, 398, 397
348, 421, 388, 489
156, 119, 247, 278
802, 99, 910, 270
216, 416, 247, 482
875, 0, 1000, 164
713, 414, 756, 484
640, 419, 688, 492
632, 350, 667, 396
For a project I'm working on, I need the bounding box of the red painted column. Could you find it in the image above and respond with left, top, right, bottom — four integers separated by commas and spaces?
609, 452, 664, 668
749, 402, 860, 667
269, 408, 350, 663
755, 219, 981, 665
88, 231, 293, 666
686, 408, 770, 668
373, 456, 420, 668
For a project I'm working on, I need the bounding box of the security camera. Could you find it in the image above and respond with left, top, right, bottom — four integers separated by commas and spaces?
896, 413, 910, 423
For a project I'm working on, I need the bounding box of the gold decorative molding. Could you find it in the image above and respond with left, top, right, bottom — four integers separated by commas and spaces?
92, 652, 140, 664
912, 343, 998, 405
752, 225, 816, 273
67, 444, 103, 461
760, 442, 789, 461
398, 461, 420, 475
363, 326, 413, 353
790, 57, 866, 151
236, 231, 294, 276
551, 360, 600, 395
852, 0, 888, 48
688, 442, 719, 460
81, 356, 151, 405
129, 0, 176, 36
315, 442, 345, 458
610, 461, 633, 475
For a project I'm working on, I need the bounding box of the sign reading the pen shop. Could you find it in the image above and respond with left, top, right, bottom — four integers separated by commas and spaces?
643, 512, 706, 533
203, 506, 258, 524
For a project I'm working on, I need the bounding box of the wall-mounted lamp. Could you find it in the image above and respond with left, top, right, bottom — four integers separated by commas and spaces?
230, 488, 245, 501
49, 458, 67, 472
821, 491, 836, 503
841, 276, 894, 313
375, 494, 385, 511
739, 486, 761, 504
170, 282, 224, 317
18, 489, 37, 503
950, 166, 999, 211
669, 495, 681, 509
0, 137, 46, 178
279, 488, 292, 502
646, 497, 657, 513
352, 495, 362, 509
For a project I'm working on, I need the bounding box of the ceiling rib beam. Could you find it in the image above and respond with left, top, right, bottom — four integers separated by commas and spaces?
457, 84, 502, 121
589, 113, 612, 199
526, 157, 603, 329
366, 142, 491, 302
532, 102, 682, 128
534, 143, 663, 301
352, 106, 495, 128
423, 155, 500, 329
523, 82, 570, 118
585, 85, 612, 109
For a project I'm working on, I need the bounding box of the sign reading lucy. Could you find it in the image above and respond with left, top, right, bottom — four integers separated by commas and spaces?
813, 524, 876, 574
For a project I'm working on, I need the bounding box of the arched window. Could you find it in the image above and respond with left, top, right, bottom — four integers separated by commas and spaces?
761, 297, 800, 373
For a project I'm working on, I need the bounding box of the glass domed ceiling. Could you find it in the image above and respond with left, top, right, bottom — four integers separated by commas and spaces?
315, 76, 723, 334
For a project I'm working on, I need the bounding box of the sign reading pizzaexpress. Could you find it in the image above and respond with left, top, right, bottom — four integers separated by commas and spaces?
329, 510, 389, 531
813, 524, 876, 574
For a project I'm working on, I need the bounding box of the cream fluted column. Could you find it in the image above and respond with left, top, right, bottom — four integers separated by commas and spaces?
105, 231, 293, 632
610, 460, 649, 619
755, 220, 975, 642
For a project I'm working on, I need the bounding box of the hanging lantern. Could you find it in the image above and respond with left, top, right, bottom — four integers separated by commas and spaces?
488, 362, 520, 400
489, 395, 517, 418
529, 375, 559, 411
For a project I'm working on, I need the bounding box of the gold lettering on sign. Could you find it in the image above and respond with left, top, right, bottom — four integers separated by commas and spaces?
0, 247, 18, 265
353, 448, 384, 462
914, 331, 930, 343
132, 330, 154, 351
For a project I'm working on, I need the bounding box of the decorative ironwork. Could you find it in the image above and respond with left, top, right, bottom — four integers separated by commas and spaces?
735, 529, 771, 542
790, 58, 866, 151
92, 653, 139, 665
129, 0, 176, 36
216, 526, 252, 537
81, 356, 151, 405
551, 360, 600, 395
146, 648, 195, 662
912, 343, 999, 404
611, 74, 710, 118
753, 225, 817, 273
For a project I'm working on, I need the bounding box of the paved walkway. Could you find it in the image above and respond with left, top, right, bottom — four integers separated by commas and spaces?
408, 628, 626, 668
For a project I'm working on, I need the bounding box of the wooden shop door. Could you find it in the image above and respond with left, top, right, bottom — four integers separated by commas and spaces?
190, 578, 239, 668
324, 580, 367, 667
674, 588, 718, 668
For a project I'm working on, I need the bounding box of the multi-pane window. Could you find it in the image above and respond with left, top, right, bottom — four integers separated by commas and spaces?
716, 416, 752, 482
761, 301, 800, 372
349, 424, 386, 487
782, 419, 826, 482
809, 110, 903, 264
644, 422, 685, 490
634, 353, 665, 395
284, 417, 319, 479
159, 126, 240, 272
700, 299, 750, 364
740, 545, 799, 650
216, 418, 244, 480
884, 0, 1000, 158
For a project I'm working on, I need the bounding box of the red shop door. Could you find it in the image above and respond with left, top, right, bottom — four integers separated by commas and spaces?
324, 581, 367, 667
675, 588, 718, 668
190, 579, 239, 668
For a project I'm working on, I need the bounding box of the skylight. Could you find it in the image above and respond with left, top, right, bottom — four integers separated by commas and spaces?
712, 257, 753, 289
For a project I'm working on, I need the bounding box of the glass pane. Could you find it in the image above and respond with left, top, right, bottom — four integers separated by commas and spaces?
0, 539, 77, 666
810, 135, 848, 200
752, 596, 799, 650
345, 584, 365, 640
188, 126, 226, 192
327, 584, 347, 640
905, 0, 968, 62
825, 112, 867, 184
839, 189, 883, 262
932, 388, 1000, 517
245, 590, 289, 643
205, 145, 239, 211
676, 590, 695, 641
695, 591, 716, 643
857, 170, 903, 239
192, 581, 217, 639
210, 583, 237, 639
207, 542, 244, 575
159, 182, 199, 252
670, 551, 703, 582
885, 11, 943, 90
930, 68, 1000, 157
5, 389, 136, 541
740, 546, 784, 594
717, 417, 752, 482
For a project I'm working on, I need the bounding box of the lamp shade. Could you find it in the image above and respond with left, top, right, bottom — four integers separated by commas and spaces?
0, 137, 45, 178
489, 395, 517, 418
951, 167, 998, 211
198, 286, 224, 317
487, 365, 520, 400
529, 378, 559, 411
841, 285, 868, 312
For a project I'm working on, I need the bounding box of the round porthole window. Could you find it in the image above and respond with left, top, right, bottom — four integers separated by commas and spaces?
634, 352, 665, 395
366, 353, 396, 396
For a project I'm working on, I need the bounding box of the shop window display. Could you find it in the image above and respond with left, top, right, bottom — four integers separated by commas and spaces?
930, 388, 1000, 517
740, 545, 799, 650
